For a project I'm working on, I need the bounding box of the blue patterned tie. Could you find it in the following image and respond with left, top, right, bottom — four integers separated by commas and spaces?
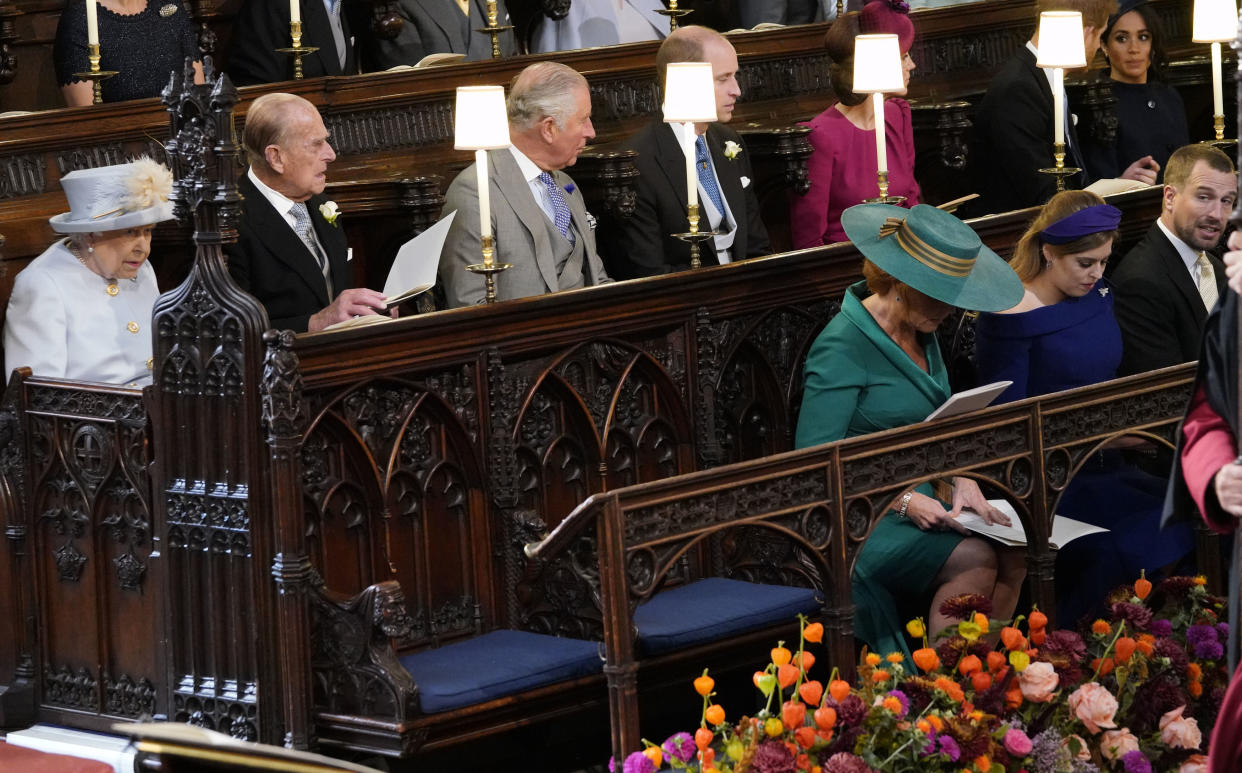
538, 171, 573, 242
695, 136, 726, 215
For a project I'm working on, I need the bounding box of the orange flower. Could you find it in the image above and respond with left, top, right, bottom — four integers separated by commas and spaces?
871, 669, 892, 683
958, 655, 983, 676
1189, 680, 1203, 698
934, 677, 965, 702
1029, 607, 1048, 630
926, 715, 945, 732
916, 719, 932, 734
1000, 626, 1026, 651
987, 651, 1008, 672
971, 671, 993, 693
772, 644, 793, 666
882, 696, 903, 713
829, 679, 851, 703
799, 680, 823, 707
865, 653, 882, 667
973, 612, 990, 631
778, 663, 800, 689
913, 647, 941, 673
705, 704, 725, 725
813, 706, 837, 730
1114, 637, 1137, 664
1193, 576, 1207, 586
1031, 628, 1047, 646
1187, 663, 1203, 680
1134, 570, 1152, 600
803, 622, 824, 644
1091, 619, 1112, 635
886, 652, 905, 664
795, 651, 817, 672
1136, 635, 1155, 657
974, 755, 992, 772
694, 672, 715, 697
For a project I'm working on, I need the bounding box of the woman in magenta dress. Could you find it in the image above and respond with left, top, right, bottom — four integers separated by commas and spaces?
975, 191, 1193, 625
790, 0, 920, 249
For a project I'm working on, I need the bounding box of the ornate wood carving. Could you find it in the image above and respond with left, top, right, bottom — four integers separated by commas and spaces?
0, 153, 44, 199
0, 0, 18, 86
573, 150, 639, 220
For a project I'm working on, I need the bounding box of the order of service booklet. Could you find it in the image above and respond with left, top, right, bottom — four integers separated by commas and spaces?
955, 499, 1108, 549
924, 381, 1012, 422
323, 211, 455, 332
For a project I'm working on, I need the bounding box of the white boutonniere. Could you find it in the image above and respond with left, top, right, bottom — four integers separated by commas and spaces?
319, 201, 340, 226
723, 140, 742, 160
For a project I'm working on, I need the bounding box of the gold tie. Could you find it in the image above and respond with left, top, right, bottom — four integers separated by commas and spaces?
456, 0, 470, 15
1196, 252, 1219, 311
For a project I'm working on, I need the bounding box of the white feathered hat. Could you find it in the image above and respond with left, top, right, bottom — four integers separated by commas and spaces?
49, 158, 175, 234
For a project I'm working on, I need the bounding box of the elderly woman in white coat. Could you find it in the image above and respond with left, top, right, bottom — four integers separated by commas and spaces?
532, 0, 668, 52
4, 158, 173, 385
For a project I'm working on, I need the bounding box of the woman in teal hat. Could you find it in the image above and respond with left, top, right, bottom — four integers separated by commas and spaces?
795, 202, 1026, 660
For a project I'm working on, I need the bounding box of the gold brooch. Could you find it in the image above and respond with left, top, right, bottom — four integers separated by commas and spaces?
146, 358, 154, 371
106, 282, 119, 296
127, 321, 140, 334
159, 3, 179, 16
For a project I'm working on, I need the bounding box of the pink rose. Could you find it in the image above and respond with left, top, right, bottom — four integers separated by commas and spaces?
1061, 734, 1091, 761
1003, 728, 1033, 756
1178, 754, 1209, 773
1099, 728, 1140, 761
1018, 661, 1059, 703
1160, 706, 1203, 750
1067, 683, 1118, 734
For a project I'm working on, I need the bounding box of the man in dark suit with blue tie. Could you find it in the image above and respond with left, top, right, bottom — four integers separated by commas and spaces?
598, 26, 770, 279
969, 0, 1157, 216
228, 93, 387, 333
229, 0, 361, 85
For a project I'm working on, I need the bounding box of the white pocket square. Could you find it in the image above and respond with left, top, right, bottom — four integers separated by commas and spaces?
740, 176, 751, 188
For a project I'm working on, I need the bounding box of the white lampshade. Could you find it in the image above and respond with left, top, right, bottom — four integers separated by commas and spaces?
1193, 0, 1238, 42
662, 62, 718, 123
454, 86, 510, 151
852, 34, 904, 94
1036, 12, 1086, 68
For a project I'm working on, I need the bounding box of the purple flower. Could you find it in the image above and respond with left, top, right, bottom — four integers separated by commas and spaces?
622, 751, 655, 773
564, 182, 576, 194
1004, 727, 1034, 756
822, 753, 874, 773
1154, 638, 1189, 674
1186, 625, 1218, 646
1151, 619, 1173, 637
1219, 622, 1231, 638
1193, 639, 1225, 660
1121, 750, 1152, 773
920, 730, 939, 757
1110, 602, 1153, 631
886, 689, 909, 718
1030, 728, 1065, 773
662, 732, 695, 763
937, 735, 961, 762
751, 739, 796, 773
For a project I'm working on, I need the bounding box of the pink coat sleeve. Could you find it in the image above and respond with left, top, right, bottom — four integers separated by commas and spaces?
1181, 385, 1239, 534
790, 118, 835, 250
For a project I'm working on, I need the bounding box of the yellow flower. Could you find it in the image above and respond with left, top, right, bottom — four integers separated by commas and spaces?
958, 620, 983, 642
865, 653, 883, 666
906, 618, 926, 638
1009, 650, 1030, 672
1193, 576, 1207, 586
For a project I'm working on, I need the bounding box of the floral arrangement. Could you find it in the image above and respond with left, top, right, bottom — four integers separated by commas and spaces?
611, 574, 1227, 773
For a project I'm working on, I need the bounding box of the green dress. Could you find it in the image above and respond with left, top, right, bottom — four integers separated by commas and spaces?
795, 282, 963, 660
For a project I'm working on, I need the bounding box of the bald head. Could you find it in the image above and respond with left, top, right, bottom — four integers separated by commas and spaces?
243, 92, 336, 201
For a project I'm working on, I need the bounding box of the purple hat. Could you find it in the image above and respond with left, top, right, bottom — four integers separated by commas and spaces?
859, 0, 915, 53
1039, 204, 1122, 244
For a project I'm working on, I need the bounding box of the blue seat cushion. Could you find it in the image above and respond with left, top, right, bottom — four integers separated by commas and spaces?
398, 629, 603, 714
634, 578, 822, 656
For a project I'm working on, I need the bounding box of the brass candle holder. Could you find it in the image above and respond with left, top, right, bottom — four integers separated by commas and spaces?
1203, 114, 1237, 150
863, 170, 907, 205
1037, 141, 1081, 193
656, 0, 693, 33
276, 20, 319, 80
477, 0, 514, 59
465, 235, 512, 304
671, 203, 715, 270
72, 43, 118, 106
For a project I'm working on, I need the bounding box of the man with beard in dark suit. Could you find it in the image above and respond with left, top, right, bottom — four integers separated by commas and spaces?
969, 0, 1157, 216
228, 93, 387, 333
598, 25, 770, 279
1112, 143, 1236, 375
229, 0, 360, 85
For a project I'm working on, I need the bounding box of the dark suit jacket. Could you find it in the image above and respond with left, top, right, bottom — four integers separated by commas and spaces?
369, 0, 515, 69
228, 0, 359, 86
1112, 221, 1225, 375
599, 120, 770, 279
969, 47, 1088, 217
227, 173, 351, 333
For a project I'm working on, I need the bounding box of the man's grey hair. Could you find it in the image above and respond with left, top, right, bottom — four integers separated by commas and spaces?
507, 62, 589, 131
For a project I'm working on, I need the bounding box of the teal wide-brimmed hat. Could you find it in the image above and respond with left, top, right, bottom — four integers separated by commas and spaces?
841, 203, 1023, 313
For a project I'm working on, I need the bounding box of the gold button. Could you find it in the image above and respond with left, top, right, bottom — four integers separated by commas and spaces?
127, 321, 140, 334
106, 283, 119, 297
146, 358, 153, 371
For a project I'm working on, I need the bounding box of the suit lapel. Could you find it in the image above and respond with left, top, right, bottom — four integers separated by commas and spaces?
1019, 48, 1053, 111
653, 123, 690, 219
436, 0, 469, 50
309, 194, 348, 298
303, 0, 347, 75
491, 150, 559, 293
240, 174, 332, 308
1152, 225, 1209, 326
706, 125, 745, 249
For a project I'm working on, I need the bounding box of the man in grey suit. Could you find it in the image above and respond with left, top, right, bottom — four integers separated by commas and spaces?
440, 62, 612, 308
370, 0, 516, 69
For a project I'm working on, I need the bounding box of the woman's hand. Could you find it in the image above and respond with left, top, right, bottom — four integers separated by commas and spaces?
949, 477, 1012, 527
902, 491, 969, 534
1214, 461, 1242, 518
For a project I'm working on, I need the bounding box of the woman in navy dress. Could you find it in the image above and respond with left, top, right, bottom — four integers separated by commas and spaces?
976, 191, 1193, 625
1081, 0, 1188, 182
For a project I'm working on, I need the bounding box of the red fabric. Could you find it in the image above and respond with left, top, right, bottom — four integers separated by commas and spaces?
1212, 663, 1242, 773
0, 740, 114, 773
1180, 385, 1239, 534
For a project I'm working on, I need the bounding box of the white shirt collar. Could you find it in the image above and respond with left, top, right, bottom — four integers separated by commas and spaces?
248, 167, 301, 224
1156, 217, 1204, 275
507, 145, 545, 184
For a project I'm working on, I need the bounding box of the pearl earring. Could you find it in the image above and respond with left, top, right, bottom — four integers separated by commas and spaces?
88, 245, 94, 253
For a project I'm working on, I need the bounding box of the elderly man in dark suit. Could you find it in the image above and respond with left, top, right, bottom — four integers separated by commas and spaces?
1112, 143, 1237, 375
439, 62, 611, 308
969, 0, 1157, 216
598, 26, 769, 279
228, 0, 360, 85
370, 0, 516, 68
228, 93, 387, 333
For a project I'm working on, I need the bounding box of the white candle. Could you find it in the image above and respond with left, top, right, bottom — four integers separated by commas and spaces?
683, 124, 698, 212
86, 0, 98, 47
1212, 41, 1224, 116
289, 0, 301, 24
1052, 67, 1065, 146
475, 149, 492, 250
872, 92, 887, 175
